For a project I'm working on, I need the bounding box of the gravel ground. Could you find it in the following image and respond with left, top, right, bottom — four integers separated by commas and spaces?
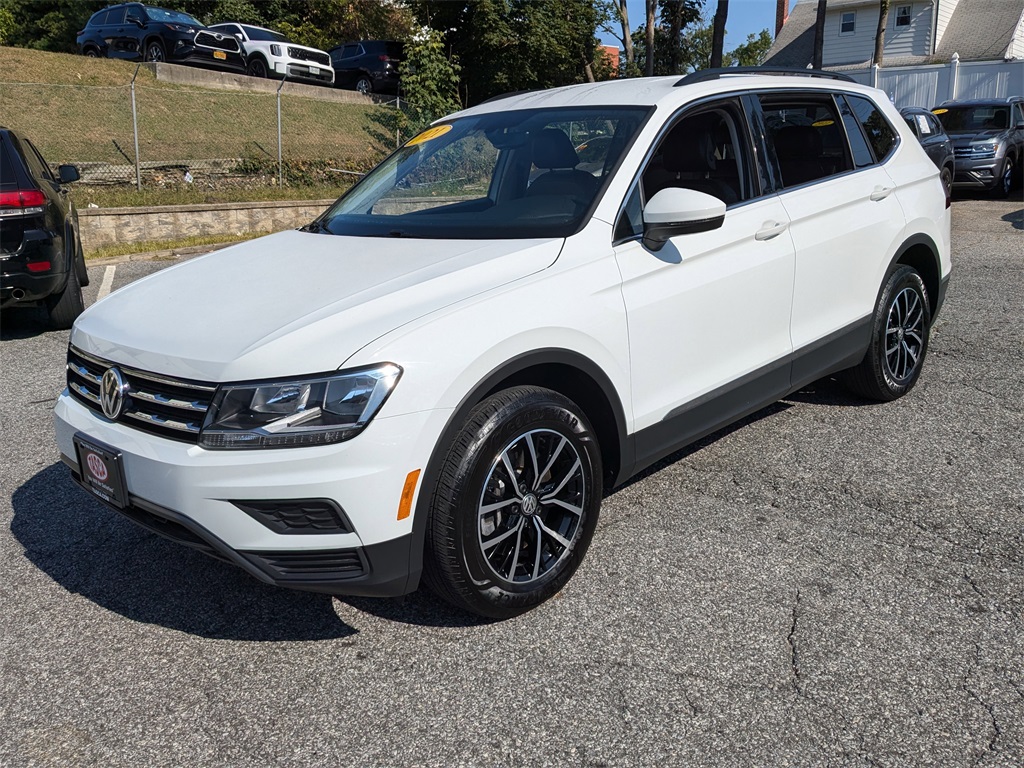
1, 198, 1021, 767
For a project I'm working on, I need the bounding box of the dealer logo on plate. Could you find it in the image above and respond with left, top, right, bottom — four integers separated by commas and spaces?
86, 452, 108, 482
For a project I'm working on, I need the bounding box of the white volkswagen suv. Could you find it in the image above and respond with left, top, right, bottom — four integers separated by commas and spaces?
54, 69, 951, 619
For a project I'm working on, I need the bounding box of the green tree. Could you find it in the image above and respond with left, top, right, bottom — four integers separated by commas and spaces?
726, 29, 772, 66
410, 0, 600, 106
399, 28, 462, 127
0, 0, 105, 53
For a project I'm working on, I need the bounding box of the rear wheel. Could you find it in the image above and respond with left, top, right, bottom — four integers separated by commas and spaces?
423, 386, 603, 619
940, 165, 953, 197
843, 265, 931, 401
355, 75, 373, 95
84, 47, 99, 58
46, 267, 85, 330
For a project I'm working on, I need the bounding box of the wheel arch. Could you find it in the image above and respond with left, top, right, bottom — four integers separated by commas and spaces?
403, 348, 629, 593
142, 35, 165, 55
889, 233, 941, 319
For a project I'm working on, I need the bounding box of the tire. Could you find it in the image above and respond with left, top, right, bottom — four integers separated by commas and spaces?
355, 75, 373, 95
423, 386, 603, 619
842, 265, 931, 401
940, 165, 953, 198
994, 157, 1014, 198
84, 48, 99, 58
246, 57, 269, 79
144, 40, 164, 63
68, 224, 89, 287
46, 267, 85, 330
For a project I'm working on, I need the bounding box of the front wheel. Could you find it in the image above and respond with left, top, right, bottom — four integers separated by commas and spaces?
842, 265, 931, 401
144, 41, 164, 63
423, 386, 603, 619
940, 165, 953, 197
995, 157, 1015, 198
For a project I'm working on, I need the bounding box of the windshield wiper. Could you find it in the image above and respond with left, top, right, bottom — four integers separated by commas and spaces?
299, 220, 329, 234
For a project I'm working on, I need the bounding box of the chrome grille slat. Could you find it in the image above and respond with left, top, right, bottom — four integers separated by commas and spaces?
66, 345, 214, 443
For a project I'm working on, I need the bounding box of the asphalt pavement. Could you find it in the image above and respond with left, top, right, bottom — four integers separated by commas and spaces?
1, 199, 1021, 767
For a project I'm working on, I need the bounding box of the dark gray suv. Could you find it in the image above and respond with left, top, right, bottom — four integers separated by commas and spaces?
933, 97, 1024, 197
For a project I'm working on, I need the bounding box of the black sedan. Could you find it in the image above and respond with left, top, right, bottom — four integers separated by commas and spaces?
0, 127, 87, 329
900, 106, 955, 195
76, 2, 245, 73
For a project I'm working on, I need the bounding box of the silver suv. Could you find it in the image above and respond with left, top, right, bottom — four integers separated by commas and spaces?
933, 96, 1024, 197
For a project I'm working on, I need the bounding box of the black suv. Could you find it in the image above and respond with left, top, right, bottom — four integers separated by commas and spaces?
900, 106, 955, 195
932, 96, 1024, 197
76, 3, 245, 73
1, 128, 88, 329
329, 40, 403, 94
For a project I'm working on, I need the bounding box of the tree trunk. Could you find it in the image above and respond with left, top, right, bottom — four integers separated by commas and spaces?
873, 0, 890, 66
710, 0, 728, 69
667, 1, 685, 74
618, 0, 635, 69
813, 0, 827, 69
645, 0, 656, 76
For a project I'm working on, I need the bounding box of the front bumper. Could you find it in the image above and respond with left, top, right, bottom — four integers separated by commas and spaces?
54, 391, 448, 596
272, 59, 334, 84
951, 157, 1005, 190
168, 42, 246, 73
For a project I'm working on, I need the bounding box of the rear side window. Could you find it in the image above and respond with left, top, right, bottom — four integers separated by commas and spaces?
106, 6, 126, 25
88, 10, 109, 26
846, 95, 898, 162
840, 98, 878, 168
759, 94, 852, 188
0, 138, 21, 187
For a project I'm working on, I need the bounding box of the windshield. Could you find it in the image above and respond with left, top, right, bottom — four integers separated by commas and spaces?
146, 7, 202, 26
318, 106, 650, 240
241, 25, 289, 43
935, 106, 1010, 132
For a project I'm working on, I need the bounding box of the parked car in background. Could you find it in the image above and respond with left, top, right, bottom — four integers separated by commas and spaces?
208, 23, 333, 85
55, 70, 951, 620
1, 127, 87, 329
900, 106, 955, 195
76, 3, 245, 74
329, 40, 403, 94
932, 96, 1024, 197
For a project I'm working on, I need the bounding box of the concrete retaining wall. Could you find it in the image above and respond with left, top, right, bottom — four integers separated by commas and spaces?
78, 199, 334, 252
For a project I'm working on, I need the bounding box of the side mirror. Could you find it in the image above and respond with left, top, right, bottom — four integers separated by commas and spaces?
642, 187, 726, 252
1015, 121, 1024, 131
58, 164, 80, 184
235, 33, 244, 41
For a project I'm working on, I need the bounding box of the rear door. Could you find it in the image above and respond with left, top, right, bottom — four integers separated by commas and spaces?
758, 91, 904, 379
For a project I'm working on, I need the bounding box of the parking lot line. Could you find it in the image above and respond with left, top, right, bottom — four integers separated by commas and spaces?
96, 266, 115, 302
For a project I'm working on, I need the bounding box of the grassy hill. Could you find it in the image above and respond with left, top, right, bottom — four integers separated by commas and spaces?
0, 46, 390, 204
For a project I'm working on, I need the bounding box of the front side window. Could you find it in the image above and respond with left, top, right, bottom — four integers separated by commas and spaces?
895, 5, 912, 28
840, 11, 856, 34
320, 106, 649, 239
760, 94, 853, 187
846, 95, 898, 162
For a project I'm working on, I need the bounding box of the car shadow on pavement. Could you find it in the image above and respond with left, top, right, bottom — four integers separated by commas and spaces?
12, 463, 358, 641
1001, 209, 1023, 230
0, 307, 50, 339
784, 375, 874, 407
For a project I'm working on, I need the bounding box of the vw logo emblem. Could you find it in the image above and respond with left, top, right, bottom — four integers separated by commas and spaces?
520, 493, 539, 517
100, 367, 129, 420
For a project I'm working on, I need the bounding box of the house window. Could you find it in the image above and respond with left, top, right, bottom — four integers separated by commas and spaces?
840, 11, 856, 35
895, 5, 912, 28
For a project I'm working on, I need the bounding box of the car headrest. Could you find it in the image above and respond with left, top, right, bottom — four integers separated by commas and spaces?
775, 124, 822, 159
533, 129, 580, 170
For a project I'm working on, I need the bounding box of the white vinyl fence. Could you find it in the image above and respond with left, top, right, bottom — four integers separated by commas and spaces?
844, 56, 1024, 108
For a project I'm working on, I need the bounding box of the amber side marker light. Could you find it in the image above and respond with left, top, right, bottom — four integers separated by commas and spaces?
397, 469, 421, 520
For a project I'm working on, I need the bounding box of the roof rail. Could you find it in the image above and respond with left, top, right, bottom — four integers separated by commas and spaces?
675, 67, 856, 86
479, 89, 536, 105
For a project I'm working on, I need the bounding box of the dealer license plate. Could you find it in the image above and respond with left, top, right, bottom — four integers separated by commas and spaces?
74, 435, 128, 509
309, 66, 319, 75
213, 50, 226, 60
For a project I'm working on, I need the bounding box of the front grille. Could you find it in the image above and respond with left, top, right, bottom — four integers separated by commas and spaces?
195, 31, 240, 52
288, 47, 330, 66
954, 147, 995, 160
67, 345, 216, 443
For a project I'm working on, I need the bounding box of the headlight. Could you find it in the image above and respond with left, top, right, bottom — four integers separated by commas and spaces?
973, 142, 998, 154
199, 363, 401, 449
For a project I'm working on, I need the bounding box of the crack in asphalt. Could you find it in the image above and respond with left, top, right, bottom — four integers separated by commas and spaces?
787, 589, 804, 696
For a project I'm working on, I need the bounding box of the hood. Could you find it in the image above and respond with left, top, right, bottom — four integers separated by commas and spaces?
947, 129, 1007, 144
72, 229, 562, 382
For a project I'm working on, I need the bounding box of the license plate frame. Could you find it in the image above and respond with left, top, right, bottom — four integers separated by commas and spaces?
74, 434, 129, 509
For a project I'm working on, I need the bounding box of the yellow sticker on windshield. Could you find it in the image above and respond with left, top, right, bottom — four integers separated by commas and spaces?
812, 119, 835, 127
932, 108, 948, 114
405, 125, 453, 146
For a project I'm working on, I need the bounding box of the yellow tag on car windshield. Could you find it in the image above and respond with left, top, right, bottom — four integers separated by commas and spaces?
405, 125, 453, 146
932, 108, 948, 114
812, 119, 834, 127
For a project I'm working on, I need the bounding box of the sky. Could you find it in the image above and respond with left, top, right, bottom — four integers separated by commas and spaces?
598, 0, 794, 54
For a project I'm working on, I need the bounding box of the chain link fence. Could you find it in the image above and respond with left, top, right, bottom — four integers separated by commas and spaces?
0, 78, 416, 194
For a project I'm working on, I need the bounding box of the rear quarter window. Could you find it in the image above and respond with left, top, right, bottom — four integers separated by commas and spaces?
846, 95, 898, 162
0, 138, 22, 187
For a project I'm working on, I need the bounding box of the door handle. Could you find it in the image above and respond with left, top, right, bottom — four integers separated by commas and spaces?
754, 221, 788, 241
870, 186, 894, 201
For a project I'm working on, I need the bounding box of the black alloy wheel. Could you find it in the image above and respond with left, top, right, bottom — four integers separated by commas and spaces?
843, 264, 931, 401
145, 41, 165, 63
246, 57, 268, 79
423, 386, 603, 619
